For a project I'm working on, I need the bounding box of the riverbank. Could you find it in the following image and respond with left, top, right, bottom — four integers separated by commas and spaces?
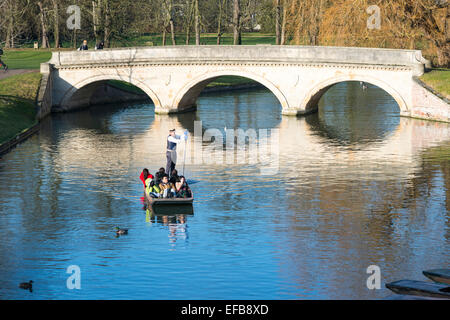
0, 71, 42, 99
0, 72, 41, 152
419, 69, 450, 100
0, 96, 38, 147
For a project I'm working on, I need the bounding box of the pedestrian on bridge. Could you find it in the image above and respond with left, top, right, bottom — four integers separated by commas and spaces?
78, 40, 89, 51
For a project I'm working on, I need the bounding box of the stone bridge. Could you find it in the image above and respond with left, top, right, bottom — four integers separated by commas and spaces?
40, 45, 449, 122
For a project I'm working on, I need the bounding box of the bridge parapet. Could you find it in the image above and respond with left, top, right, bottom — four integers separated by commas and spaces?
47, 45, 427, 75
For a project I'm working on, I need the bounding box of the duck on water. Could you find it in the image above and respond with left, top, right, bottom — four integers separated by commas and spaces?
19, 280, 33, 292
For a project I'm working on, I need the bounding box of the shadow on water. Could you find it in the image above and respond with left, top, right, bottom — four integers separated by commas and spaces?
305, 82, 400, 147
41, 101, 156, 137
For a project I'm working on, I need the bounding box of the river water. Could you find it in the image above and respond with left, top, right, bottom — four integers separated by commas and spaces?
0, 82, 448, 299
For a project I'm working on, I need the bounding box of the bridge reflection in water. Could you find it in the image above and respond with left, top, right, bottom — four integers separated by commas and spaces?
0, 82, 448, 299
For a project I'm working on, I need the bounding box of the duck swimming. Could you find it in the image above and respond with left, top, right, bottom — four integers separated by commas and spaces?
19, 280, 33, 291
115, 227, 128, 235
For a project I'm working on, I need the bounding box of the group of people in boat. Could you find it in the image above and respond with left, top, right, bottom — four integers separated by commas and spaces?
140, 168, 192, 199
140, 128, 192, 199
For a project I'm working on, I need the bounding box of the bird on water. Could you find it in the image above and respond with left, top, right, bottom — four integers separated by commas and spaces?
19, 280, 33, 292
115, 227, 128, 235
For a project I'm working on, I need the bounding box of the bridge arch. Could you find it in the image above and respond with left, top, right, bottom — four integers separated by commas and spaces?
301, 75, 409, 115
172, 70, 290, 113
59, 74, 162, 111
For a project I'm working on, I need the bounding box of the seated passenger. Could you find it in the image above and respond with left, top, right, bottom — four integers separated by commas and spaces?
155, 167, 165, 185
140, 168, 152, 187
169, 169, 180, 185
175, 176, 192, 198
159, 174, 176, 198
146, 180, 161, 198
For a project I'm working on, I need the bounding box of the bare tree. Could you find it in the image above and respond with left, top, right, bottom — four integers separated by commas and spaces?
50, 0, 60, 48
2, 0, 28, 48
104, 0, 111, 47
161, 0, 176, 45
195, 0, 200, 45
184, 0, 195, 45
37, 1, 49, 48
233, 0, 241, 45
275, 0, 281, 45
217, 0, 226, 44
92, 0, 100, 45
280, 0, 289, 45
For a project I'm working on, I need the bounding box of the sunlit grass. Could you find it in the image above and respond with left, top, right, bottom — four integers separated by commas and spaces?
0, 72, 42, 100
1, 49, 52, 69
206, 75, 257, 87
108, 75, 256, 96
420, 69, 450, 99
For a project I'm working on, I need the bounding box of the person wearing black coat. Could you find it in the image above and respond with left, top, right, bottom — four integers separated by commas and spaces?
0, 48, 8, 71
95, 41, 104, 50
78, 40, 88, 51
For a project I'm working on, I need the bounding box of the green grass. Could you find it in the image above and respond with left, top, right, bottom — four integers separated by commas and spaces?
107, 80, 146, 94
11, 32, 275, 51
0, 72, 41, 144
112, 32, 276, 47
206, 75, 257, 87
108, 76, 256, 96
0, 72, 42, 100
0, 97, 37, 144
420, 69, 450, 99
1, 49, 52, 70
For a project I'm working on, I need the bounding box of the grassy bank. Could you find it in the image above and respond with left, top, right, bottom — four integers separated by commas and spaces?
0, 72, 42, 100
108, 75, 257, 97
205, 75, 257, 87
1, 50, 52, 69
0, 72, 41, 144
420, 69, 450, 99
0, 97, 37, 144
107, 80, 146, 94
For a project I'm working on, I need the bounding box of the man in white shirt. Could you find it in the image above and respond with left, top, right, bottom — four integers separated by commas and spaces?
166, 129, 187, 178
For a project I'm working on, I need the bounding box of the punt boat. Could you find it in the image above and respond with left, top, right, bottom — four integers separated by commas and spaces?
423, 269, 450, 285
386, 280, 450, 299
144, 189, 194, 206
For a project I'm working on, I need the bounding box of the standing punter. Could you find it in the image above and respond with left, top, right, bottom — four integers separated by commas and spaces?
166, 129, 188, 178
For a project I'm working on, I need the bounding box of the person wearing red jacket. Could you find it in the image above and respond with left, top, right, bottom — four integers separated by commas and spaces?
140, 169, 154, 187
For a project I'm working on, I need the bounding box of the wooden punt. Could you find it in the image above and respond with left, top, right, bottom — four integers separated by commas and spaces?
150, 204, 194, 217
386, 280, 450, 299
144, 190, 194, 206
423, 269, 450, 285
